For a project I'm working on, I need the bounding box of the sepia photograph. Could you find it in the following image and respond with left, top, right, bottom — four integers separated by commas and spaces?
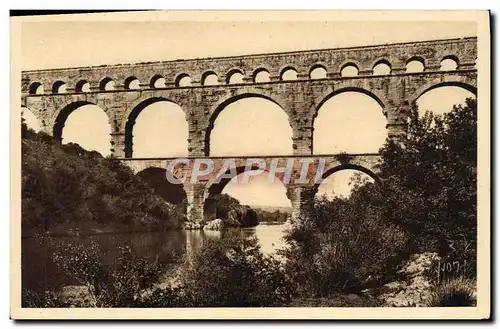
10, 10, 490, 320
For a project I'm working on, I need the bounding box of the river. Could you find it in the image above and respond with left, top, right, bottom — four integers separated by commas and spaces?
21, 224, 289, 293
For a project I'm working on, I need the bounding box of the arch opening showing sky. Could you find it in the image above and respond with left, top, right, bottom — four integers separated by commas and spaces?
313, 86, 476, 199
132, 101, 189, 158
61, 104, 111, 157
416, 85, 476, 117
220, 171, 291, 208
254, 70, 271, 83
203, 73, 219, 86
209, 97, 293, 157
317, 169, 375, 199
313, 92, 387, 154
21, 107, 41, 132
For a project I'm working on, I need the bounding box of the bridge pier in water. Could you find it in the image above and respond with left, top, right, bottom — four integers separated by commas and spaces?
286, 186, 315, 223
183, 183, 316, 224
185, 182, 207, 223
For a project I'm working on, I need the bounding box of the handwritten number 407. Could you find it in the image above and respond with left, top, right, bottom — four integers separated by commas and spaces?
436, 260, 467, 282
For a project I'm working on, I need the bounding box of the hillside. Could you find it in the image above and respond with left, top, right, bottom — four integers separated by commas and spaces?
21, 124, 185, 236
250, 205, 292, 214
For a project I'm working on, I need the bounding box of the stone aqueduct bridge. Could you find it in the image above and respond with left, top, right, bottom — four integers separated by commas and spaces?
21, 37, 477, 222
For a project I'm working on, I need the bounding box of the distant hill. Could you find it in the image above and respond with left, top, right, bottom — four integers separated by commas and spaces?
247, 205, 293, 214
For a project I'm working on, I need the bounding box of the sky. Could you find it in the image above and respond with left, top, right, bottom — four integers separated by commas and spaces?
21, 18, 476, 70
20, 15, 477, 207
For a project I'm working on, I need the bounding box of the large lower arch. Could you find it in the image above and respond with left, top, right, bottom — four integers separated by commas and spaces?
203, 166, 291, 222
409, 77, 477, 105
53, 101, 111, 156
314, 87, 387, 119
53, 101, 94, 139
205, 93, 293, 156
314, 164, 381, 199
124, 97, 188, 158
414, 80, 477, 117
312, 88, 387, 154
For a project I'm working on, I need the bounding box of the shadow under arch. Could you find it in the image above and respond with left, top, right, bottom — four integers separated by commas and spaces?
136, 166, 187, 213
53, 101, 96, 140
124, 97, 186, 158
313, 163, 382, 195
204, 92, 292, 156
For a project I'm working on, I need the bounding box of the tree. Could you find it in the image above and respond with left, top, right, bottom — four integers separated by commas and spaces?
379, 98, 477, 259
282, 98, 478, 297
21, 123, 185, 235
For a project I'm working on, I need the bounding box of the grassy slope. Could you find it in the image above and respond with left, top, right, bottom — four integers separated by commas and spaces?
21, 126, 185, 236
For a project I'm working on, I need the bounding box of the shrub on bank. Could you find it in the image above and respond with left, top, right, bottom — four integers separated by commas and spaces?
282, 188, 409, 297
378, 100, 477, 270
143, 235, 293, 307
21, 288, 60, 308
22, 235, 168, 307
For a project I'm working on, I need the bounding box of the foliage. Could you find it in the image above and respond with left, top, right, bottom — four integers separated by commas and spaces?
282, 99, 477, 298
22, 235, 167, 307
204, 193, 241, 220
204, 193, 259, 227
378, 99, 477, 270
21, 123, 185, 234
21, 288, 60, 308
137, 168, 187, 211
256, 209, 290, 224
427, 277, 476, 307
282, 187, 409, 297
142, 235, 293, 307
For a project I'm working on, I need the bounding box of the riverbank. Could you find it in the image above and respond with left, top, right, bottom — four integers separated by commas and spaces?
22, 224, 289, 297
22, 222, 184, 239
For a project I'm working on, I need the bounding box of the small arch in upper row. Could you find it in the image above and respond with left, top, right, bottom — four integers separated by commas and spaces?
226, 69, 245, 84
340, 63, 359, 77
125, 76, 140, 90
202, 71, 219, 86
406, 57, 426, 73
52, 81, 67, 94
310, 65, 328, 79
280, 66, 298, 81
440, 55, 459, 71
176, 73, 192, 87
99, 77, 115, 91
372, 60, 392, 75
253, 68, 271, 83
150, 74, 167, 88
